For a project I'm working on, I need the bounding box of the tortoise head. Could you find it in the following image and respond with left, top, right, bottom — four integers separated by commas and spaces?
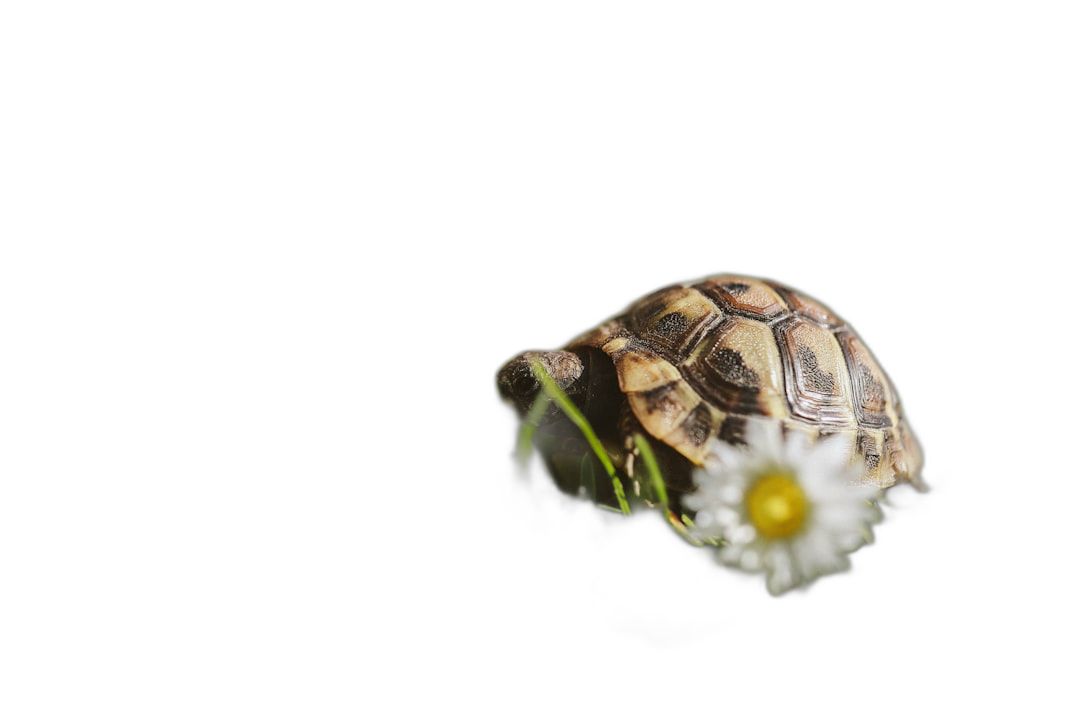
496, 350, 586, 414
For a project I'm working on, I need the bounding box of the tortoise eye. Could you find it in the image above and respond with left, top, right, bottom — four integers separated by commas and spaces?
509, 371, 539, 399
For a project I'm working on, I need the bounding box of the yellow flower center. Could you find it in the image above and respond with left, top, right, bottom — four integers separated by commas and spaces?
745, 471, 809, 539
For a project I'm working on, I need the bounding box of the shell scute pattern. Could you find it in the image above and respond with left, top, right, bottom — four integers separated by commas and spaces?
568, 275, 920, 488
627, 285, 722, 360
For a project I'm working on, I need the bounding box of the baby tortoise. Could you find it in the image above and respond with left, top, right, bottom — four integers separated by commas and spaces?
497, 274, 923, 517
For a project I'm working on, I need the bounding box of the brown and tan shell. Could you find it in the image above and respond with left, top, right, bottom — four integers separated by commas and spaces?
568, 275, 923, 489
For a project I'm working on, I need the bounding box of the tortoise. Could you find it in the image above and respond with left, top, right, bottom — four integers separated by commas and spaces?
497, 274, 923, 514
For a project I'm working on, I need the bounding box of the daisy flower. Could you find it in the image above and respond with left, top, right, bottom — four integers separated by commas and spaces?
685, 421, 882, 595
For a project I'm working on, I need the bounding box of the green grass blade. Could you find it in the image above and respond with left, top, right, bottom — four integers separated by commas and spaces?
516, 390, 552, 463
579, 454, 597, 503
530, 360, 630, 515
632, 432, 668, 509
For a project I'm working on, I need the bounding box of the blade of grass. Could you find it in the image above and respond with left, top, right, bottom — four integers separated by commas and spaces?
516, 390, 552, 463
579, 454, 596, 503
530, 360, 630, 515
632, 432, 668, 509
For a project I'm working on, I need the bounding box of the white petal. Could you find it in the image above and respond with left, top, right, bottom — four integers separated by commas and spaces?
780, 427, 816, 464
740, 548, 762, 572
807, 433, 854, 468
743, 419, 784, 458
719, 484, 743, 505
715, 507, 741, 529
764, 545, 796, 595
729, 523, 757, 545
718, 544, 745, 567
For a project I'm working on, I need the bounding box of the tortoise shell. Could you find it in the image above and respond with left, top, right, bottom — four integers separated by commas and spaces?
565, 275, 922, 489
570, 276, 924, 490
